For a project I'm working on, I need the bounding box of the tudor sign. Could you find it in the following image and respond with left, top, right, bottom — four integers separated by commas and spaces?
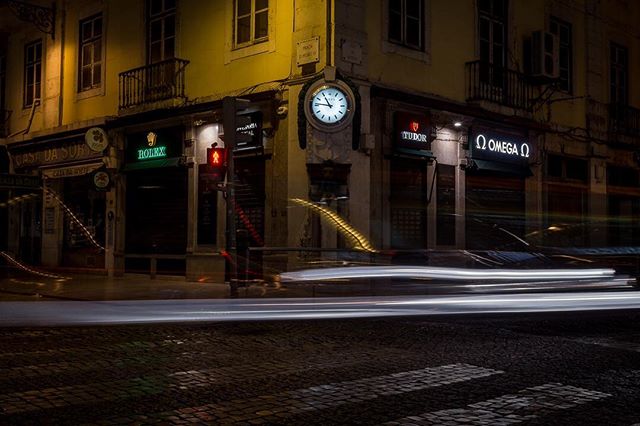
394, 112, 431, 151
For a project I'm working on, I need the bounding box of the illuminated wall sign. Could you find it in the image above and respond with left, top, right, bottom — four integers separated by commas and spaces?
235, 111, 263, 151
394, 112, 431, 151
125, 127, 183, 167
469, 127, 532, 167
137, 146, 167, 160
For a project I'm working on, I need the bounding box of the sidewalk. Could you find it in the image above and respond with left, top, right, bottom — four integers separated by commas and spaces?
0, 269, 238, 301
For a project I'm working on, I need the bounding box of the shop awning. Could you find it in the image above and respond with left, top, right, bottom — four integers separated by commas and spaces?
393, 148, 436, 159
42, 162, 104, 179
467, 159, 533, 177
122, 157, 182, 171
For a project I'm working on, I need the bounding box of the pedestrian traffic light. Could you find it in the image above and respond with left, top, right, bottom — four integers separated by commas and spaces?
205, 147, 228, 182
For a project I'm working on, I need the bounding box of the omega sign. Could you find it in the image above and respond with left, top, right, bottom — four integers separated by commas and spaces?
474, 134, 530, 158
470, 128, 532, 166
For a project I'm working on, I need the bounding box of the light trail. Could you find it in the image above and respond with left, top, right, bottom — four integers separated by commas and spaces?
2, 290, 640, 327
278, 265, 616, 282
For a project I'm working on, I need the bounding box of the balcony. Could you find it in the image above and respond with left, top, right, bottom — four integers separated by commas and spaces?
609, 103, 640, 138
118, 58, 189, 110
587, 99, 640, 143
466, 61, 536, 112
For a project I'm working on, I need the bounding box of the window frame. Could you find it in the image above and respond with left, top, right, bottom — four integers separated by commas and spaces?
147, 0, 177, 64
233, 0, 269, 48
477, 0, 508, 67
610, 42, 628, 106
549, 16, 572, 93
78, 13, 103, 92
23, 39, 42, 108
388, 0, 425, 52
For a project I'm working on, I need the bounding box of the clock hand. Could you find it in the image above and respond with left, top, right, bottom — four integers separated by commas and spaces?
322, 93, 333, 108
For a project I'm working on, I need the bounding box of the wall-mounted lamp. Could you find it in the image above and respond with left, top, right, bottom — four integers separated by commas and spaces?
453, 122, 463, 128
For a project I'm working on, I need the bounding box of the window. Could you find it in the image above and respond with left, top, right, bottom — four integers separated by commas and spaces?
388, 0, 424, 51
24, 39, 42, 108
148, 0, 176, 63
610, 43, 628, 105
546, 154, 588, 183
550, 17, 572, 93
478, 0, 507, 67
78, 14, 103, 91
234, 0, 269, 47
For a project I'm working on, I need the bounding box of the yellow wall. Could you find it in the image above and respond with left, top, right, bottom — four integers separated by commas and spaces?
4, 0, 321, 137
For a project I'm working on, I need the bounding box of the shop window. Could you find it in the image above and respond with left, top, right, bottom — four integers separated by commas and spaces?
550, 17, 572, 93
78, 14, 103, 92
23, 39, 42, 108
234, 0, 269, 47
607, 165, 639, 187
610, 42, 628, 105
546, 154, 588, 183
388, 0, 424, 51
147, 0, 176, 63
436, 164, 456, 246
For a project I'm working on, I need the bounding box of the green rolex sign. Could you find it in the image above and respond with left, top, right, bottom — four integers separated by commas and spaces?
125, 127, 183, 170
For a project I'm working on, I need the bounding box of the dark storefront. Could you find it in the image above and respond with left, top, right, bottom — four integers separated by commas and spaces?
544, 154, 589, 247
389, 111, 433, 250
607, 165, 640, 246
124, 126, 188, 275
465, 126, 532, 250
61, 173, 106, 268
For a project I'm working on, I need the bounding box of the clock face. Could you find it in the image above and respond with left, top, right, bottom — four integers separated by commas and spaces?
310, 86, 350, 124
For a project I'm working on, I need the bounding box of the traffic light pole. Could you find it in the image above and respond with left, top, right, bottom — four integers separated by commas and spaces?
222, 97, 238, 296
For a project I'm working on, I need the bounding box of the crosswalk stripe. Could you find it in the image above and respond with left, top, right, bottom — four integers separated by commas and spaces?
385, 382, 611, 425
92, 363, 503, 424
0, 351, 405, 414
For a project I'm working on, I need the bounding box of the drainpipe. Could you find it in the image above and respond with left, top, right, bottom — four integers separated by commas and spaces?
326, 0, 333, 67
57, 0, 65, 128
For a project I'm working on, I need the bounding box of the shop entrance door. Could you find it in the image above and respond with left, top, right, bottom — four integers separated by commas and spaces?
234, 157, 265, 278
390, 158, 428, 250
125, 168, 187, 275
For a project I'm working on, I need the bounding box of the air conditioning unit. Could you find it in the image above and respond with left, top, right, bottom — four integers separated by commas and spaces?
529, 30, 559, 80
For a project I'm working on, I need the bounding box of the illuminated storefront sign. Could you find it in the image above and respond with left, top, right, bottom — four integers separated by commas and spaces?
125, 127, 183, 169
469, 127, 532, 167
137, 146, 167, 160
235, 111, 263, 151
473, 134, 530, 158
394, 112, 431, 152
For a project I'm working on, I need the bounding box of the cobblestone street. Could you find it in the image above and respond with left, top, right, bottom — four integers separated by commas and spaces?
1, 312, 640, 425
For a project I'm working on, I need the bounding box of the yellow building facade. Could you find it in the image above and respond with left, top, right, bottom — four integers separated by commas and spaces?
1, 0, 639, 279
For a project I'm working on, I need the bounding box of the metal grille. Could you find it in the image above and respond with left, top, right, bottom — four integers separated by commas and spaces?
391, 208, 426, 249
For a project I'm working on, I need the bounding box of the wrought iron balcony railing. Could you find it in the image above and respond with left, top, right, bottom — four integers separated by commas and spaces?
118, 58, 189, 110
466, 61, 536, 112
609, 103, 640, 138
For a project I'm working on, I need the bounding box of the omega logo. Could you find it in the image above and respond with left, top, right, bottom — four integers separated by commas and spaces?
475, 134, 530, 158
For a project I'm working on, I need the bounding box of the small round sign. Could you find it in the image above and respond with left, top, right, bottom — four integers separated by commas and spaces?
85, 127, 109, 153
93, 171, 110, 190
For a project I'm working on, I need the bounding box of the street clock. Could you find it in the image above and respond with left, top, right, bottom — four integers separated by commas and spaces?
303, 79, 356, 132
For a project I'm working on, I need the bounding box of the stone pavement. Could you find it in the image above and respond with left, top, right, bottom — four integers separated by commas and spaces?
1, 313, 640, 425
